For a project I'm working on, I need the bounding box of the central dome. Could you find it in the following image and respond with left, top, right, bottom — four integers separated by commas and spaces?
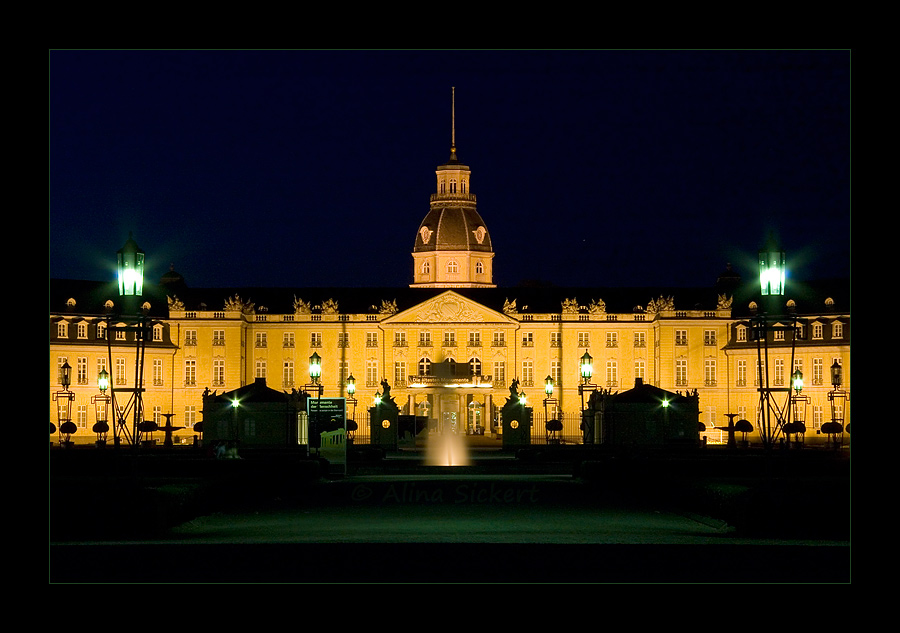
414, 206, 493, 253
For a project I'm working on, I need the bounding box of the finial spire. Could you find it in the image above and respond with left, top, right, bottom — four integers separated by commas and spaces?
450, 86, 457, 161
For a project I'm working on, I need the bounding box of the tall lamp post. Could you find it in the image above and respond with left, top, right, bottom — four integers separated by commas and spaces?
306, 352, 323, 453
346, 374, 357, 442
751, 234, 798, 449
579, 351, 596, 444
53, 361, 76, 445
827, 360, 850, 448
91, 368, 111, 445
544, 375, 560, 444
107, 233, 149, 447
788, 369, 809, 446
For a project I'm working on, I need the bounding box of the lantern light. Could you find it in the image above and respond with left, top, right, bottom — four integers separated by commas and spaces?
831, 360, 843, 388
346, 374, 356, 396
758, 233, 786, 297
98, 368, 109, 393
544, 375, 554, 397
60, 361, 71, 389
580, 351, 593, 381
792, 369, 804, 394
116, 233, 145, 298
308, 352, 322, 382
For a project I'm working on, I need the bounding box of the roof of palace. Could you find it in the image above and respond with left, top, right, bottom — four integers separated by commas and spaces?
49, 274, 850, 320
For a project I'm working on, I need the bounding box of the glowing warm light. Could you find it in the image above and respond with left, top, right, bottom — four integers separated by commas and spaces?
425, 428, 471, 466
97, 369, 109, 393
662, 398, 669, 408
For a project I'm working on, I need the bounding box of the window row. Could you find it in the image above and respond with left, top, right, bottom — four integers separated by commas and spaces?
735, 321, 846, 343
56, 321, 165, 342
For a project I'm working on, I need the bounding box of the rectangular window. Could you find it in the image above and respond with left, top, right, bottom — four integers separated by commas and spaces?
419, 331, 432, 347
775, 358, 785, 386
338, 333, 350, 348
283, 361, 294, 388
366, 360, 378, 387
213, 330, 225, 345
76, 357, 88, 385
675, 330, 687, 346
214, 359, 225, 386
394, 362, 407, 387
468, 331, 481, 347
116, 358, 126, 385
256, 359, 266, 379
255, 332, 266, 348
77, 322, 88, 339
394, 331, 407, 347
522, 360, 533, 386
366, 332, 378, 347
704, 358, 716, 386
737, 359, 747, 386
578, 332, 590, 347
675, 358, 687, 386
77, 404, 87, 429
185, 330, 197, 346
283, 332, 295, 348
337, 361, 349, 387
606, 360, 617, 387
310, 332, 322, 348
185, 359, 196, 386
550, 332, 561, 348
494, 361, 505, 387
813, 358, 823, 385
704, 330, 716, 346
606, 332, 617, 348
634, 359, 645, 381
443, 331, 456, 347
522, 332, 534, 347
493, 331, 506, 347
153, 358, 163, 386
634, 332, 646, 348
184, 406, 196, 429
736, 326, 747, 343
551, 360, 561, 387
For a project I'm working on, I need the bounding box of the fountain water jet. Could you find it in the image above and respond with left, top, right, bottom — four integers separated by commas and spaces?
424, 429, 470, 466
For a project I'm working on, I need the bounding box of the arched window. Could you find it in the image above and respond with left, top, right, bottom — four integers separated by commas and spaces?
469, 357, 482, 376
418, 357, 431, 376
475, 261, 484, 274
422, 261, 430, 275
447, 260, 458, 274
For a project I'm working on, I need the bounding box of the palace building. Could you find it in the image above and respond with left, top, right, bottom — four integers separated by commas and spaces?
49, 99, 850, 448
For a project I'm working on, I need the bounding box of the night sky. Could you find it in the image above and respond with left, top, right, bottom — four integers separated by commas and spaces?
49, 50, 851, 291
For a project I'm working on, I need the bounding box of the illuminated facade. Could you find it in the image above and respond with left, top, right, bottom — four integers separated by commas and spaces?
49, 111, 850, 447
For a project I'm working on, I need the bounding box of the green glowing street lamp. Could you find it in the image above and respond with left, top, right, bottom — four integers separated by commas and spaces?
98, 368, 109, 394
346, 373, 356, 397
580, 351, 593, 383
758, 233, 786, 298
308, 352, 322, 383
792, 369, 804, 394
116, 232, 145, 298
544, 375, 554, 397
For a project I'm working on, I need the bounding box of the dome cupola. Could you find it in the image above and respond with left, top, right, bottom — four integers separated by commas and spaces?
411, 88, 495, 288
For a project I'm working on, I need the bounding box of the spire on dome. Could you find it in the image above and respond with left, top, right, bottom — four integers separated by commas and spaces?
448, 86, 458, 163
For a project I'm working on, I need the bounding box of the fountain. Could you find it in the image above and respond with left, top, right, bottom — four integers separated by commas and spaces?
424, 427, 471, 466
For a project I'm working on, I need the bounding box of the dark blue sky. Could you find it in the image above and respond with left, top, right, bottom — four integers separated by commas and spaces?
49, 50, 850, 290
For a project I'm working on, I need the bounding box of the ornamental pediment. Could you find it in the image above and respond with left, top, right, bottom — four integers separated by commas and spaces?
385, 291, 512, 324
